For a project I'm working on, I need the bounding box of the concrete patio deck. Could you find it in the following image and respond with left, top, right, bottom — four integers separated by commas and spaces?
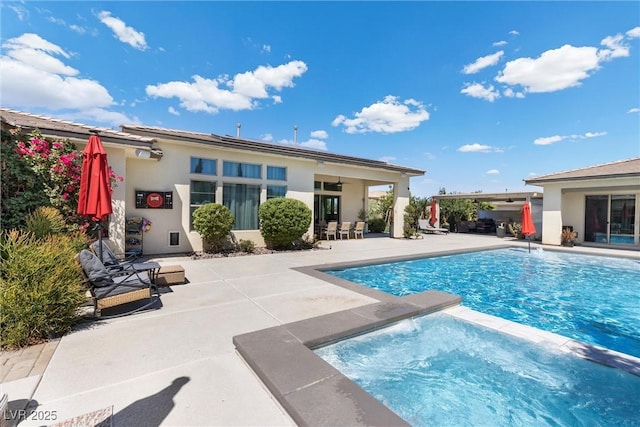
1, 234, 638, 426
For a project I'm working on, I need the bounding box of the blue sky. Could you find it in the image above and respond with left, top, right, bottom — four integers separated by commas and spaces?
1, 1, 639, 197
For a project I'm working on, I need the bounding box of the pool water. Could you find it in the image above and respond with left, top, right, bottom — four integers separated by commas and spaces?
326, 248, 640, 357
315, 314, 640, 426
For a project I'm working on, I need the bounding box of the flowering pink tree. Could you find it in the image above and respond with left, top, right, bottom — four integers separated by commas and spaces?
1, 129, 122, 231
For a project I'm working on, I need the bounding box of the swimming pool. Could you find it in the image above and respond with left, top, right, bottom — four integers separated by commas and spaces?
315, 313, 640, 426
325, 248, 640, 357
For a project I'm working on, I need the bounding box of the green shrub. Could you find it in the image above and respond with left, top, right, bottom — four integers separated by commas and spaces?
293, 234, 317, 250
259, 198, 311, 250
0, 230, 88, 349
192, 203, 235, 252
368, 217, 387, 233
25, 206, 66, 239
238, 239, 255, 253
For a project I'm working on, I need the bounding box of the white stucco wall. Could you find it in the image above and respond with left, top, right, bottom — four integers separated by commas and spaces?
119, 138, 412, 254
535, 176, 640, 246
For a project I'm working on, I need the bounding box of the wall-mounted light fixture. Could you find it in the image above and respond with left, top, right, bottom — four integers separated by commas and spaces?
505, 189, 514, 203
135, 148, 163, 160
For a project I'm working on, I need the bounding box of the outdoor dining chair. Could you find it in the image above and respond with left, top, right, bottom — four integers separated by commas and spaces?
353, 221, 365, 239
323, 221, 338, 240
339, 221, 351, 239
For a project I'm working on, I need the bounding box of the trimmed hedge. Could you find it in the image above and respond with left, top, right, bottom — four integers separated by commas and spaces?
259, 198, 311, 250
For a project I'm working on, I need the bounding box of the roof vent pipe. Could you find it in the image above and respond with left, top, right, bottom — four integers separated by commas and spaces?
236, 123, 241, 137
293, 125, 298, 145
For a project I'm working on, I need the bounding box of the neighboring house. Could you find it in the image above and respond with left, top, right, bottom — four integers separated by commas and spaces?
431, 191, 543, 238
1, 108, 425, 255
524, 158, 640, 248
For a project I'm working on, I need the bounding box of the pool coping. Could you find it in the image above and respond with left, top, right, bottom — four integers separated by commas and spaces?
234, 290, 462, 426
233, 245, 640, 426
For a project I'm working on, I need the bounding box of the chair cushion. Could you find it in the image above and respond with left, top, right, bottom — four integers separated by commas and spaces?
78, 249, 112, 286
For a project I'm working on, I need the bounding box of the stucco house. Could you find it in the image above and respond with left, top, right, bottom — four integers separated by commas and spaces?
1, 108, 425, 255
524, 158, 640, 248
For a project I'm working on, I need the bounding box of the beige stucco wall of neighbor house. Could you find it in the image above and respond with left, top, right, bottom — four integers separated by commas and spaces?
536, 176, 640, 246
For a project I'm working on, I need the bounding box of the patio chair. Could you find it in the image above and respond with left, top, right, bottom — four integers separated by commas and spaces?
353, 221, 365, 239
91, 240, 160, 274
77, 249, 160, 319
323, 221, 338, 240
418, 219, 449, 235
339, 221, 351, 240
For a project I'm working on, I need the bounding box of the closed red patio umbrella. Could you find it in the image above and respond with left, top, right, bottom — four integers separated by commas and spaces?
77, 131, 113, 261
521, 202, 536, 252
429, 199, 437, 226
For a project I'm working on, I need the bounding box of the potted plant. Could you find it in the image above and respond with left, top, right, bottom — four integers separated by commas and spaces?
561, 227, 577, 247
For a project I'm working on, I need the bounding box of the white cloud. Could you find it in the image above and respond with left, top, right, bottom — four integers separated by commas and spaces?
534, 131, 607, 145
490, 27, 639, 98
486, 169, 500, 175
496, 45, 601, 93
379, 156, 396, 163
460, 83, 500, 102
509, 30, 519, 36
60, 108, 140, 127
534, 135, 565, 145
627, 107, 640, 114
168, 106, 180, 116
503, 88, 525, 98
261, 133, 274, 142
98, 11, 148, 51
599, 34, 630, 60
457, 143, 495, 153
493, 41, 507, 47
310, 130, 328, 139
424, 152, 435, 160
8, 5, 29, 21
147, 60, 307, 114
262, 44, 271, 53
299, 139, 327, 150
0, 33, 114, 111
332, 95, 430, 134
276, 137, 327, 150
462, 51, 504, 74
69, 24, 86, 34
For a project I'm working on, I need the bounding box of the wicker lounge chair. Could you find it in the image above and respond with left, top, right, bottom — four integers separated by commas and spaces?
418, 219, 449, 235
77, 249, 160, 319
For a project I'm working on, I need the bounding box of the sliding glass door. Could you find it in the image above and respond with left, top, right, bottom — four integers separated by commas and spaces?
584, 195, 636, 245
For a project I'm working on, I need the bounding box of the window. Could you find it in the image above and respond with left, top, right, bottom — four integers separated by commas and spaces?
190, 181, 216, 228
314, 181, 321, 190
223, 183, 261, 230
267, 166, 287, 181
267, 185, 287, 199
323, 181, 342, 192
190, 157, 216, 175
223, 161, 261, 179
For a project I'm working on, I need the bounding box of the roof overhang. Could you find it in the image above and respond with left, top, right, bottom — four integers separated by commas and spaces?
1, 108, 156, 149
432, 191, 542, 203
121, 125, 425, 176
